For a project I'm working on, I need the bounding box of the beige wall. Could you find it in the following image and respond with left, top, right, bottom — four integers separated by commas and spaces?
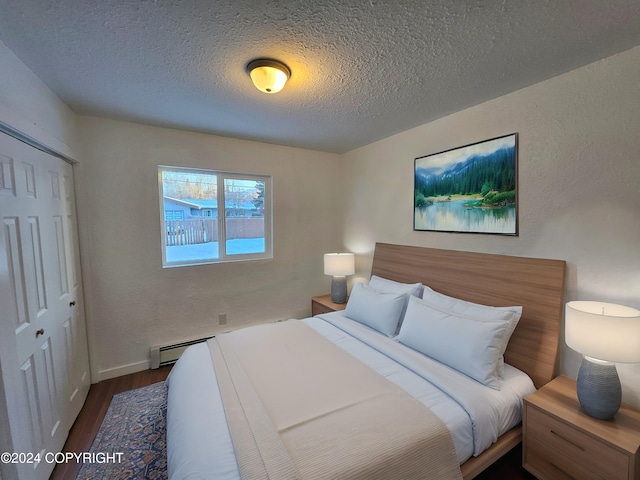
75, 117, 344, 380
342, 45, 640, 406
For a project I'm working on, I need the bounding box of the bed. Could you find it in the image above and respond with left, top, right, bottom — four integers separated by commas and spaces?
166, 243, 566, 479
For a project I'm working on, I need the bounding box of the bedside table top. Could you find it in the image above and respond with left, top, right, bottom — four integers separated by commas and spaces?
526, 375, 640, 454
312, 294, 348, 311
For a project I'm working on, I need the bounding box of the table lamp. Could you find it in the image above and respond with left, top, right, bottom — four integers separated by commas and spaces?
324, 253, 355, 304
565, 301, 640, 420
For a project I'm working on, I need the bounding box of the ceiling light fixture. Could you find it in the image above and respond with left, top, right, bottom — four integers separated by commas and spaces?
246, 59, 290, 94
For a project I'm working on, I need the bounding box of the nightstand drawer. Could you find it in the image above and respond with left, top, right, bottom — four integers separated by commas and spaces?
311, 295, 348, 316
526, 405, 629, 480
527, 434, 607, 480
312, 300, 335, 316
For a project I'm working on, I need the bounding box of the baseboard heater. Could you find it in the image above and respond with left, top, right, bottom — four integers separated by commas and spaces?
150, 336, 214, 369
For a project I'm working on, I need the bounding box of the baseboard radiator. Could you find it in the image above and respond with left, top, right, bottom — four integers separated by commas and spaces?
150, 336, 213, 369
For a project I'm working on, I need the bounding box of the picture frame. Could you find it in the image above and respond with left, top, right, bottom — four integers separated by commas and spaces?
414, 133, 518, 235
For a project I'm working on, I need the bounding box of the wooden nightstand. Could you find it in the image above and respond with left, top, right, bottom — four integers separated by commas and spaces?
523, 375, 640, 480
311, 294, 348, 316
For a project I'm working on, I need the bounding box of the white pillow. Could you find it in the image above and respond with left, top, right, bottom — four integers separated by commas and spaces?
421, 287, 522, 376
368, 275, 423, 298
344, 283, 407, 336
368, 275, 423, 333
397, 296, 510, 389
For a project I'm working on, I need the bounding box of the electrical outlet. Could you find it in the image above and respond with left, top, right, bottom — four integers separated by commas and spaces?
218, 313, 227, 325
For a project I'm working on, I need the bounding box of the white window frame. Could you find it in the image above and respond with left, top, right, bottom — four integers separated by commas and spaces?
158, 165, 273, 267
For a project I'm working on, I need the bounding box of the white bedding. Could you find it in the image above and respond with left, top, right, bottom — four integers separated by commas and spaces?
166, 312, 535, 480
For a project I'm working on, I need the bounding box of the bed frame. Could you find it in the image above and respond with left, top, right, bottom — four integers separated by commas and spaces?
370, 243, 566, 479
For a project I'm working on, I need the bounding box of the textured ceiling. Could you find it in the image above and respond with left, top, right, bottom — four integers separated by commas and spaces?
1, 1, 639, 153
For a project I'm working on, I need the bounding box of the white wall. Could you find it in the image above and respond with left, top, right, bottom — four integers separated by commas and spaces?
0, 40, 79, 159
342, 45, 640, 407
75, 117, 344, 380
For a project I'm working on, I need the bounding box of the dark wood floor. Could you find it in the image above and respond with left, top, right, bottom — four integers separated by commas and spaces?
51, 366, 535, 480
474, 444, 535, 480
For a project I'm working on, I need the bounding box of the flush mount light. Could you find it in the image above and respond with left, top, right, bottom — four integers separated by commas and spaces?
246, 59, 291, 94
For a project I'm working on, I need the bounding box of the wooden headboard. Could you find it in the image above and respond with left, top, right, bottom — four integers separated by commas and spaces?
371, 243, 566, 389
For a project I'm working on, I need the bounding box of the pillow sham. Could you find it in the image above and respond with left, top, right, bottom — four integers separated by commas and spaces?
421, 287, 522, 376
368, 275, 423, 333
343, 282, 407, 337
396, 296, 510, 389
368, 275, 423, 298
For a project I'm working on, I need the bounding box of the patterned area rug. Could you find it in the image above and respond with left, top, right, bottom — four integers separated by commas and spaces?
76, 382, 168, 480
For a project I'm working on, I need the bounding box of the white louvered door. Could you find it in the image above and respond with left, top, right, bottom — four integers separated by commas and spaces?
0, 132, 90, 480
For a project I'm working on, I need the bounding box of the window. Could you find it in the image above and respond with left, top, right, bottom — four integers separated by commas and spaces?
158, 166, 272, 267
164, 210, 184, 221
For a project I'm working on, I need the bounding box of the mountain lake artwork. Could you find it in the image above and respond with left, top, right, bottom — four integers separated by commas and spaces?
414, 133, 518, 235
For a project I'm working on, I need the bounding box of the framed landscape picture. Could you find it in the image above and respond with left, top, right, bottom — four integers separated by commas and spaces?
414, 133, 518, 235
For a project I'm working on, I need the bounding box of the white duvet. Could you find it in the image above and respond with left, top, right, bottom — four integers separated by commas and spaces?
166, 312, 535, 480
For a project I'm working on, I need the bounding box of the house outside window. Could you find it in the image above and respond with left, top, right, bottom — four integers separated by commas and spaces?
158, 166, 272, 267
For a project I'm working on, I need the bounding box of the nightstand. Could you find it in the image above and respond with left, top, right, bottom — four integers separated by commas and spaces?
523, 375, 640, 480
311, 294, 348, 316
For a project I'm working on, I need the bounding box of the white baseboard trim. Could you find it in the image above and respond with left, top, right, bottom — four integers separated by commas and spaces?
96, 360, 150, 382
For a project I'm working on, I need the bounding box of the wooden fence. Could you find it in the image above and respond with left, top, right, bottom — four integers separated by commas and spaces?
165, 218, 264, 246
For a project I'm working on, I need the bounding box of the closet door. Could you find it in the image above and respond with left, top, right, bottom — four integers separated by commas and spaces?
0, 132, 90, 480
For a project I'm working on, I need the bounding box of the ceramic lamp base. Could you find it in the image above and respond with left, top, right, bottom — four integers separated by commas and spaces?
330, 276, 347, 304
576, 356, 621, 420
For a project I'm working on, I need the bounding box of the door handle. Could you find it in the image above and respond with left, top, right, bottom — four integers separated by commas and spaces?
35, 328, 45, 338
69, 300, 76, 307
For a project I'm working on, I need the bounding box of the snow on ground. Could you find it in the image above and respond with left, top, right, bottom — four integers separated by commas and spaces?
166, 238, 265, 262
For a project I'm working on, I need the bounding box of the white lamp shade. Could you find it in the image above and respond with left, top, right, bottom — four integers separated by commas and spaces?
565, 301, 640, 363
324, 253, 355, 276
249, 65, 288, 93
247, 59, 290, 94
